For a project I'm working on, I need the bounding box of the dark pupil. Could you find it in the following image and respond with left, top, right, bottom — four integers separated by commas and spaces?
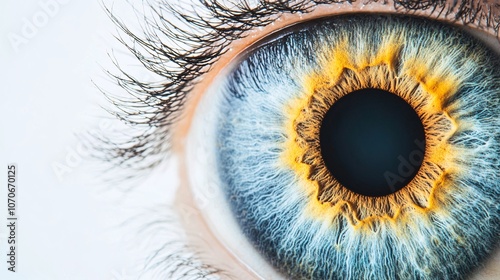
319, 88, 426, 197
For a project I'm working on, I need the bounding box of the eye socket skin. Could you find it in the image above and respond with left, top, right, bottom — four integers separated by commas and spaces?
102, 0, 500, 279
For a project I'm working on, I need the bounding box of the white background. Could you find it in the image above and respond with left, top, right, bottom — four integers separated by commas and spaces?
0, 1, 178, 279
2, 1, 499, 280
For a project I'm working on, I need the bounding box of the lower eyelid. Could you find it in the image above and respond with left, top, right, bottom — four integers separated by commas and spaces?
173, 85, 285, 278
173, 174, 263, 279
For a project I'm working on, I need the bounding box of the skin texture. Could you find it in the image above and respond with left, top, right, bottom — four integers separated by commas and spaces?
170, 1, 500, 279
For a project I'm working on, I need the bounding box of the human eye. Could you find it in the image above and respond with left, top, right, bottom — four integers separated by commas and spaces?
101, 0, 500, 279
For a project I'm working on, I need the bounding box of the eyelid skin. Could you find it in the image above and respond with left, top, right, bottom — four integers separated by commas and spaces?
171, 1, 500, 279
173, 0, 499, 145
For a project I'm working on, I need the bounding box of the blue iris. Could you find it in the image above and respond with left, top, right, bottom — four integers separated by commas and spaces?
215, 14, 500, 279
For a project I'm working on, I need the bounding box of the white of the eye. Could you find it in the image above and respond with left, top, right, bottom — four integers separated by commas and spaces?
185, 60, 284, 279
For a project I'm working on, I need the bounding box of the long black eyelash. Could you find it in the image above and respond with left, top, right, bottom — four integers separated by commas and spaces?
97, 0, 499, 172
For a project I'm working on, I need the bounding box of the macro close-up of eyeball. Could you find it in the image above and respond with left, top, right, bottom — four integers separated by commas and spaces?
1, 0, 499, 280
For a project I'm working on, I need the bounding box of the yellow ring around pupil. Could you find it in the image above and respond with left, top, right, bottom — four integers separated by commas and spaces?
281, 37, 464, 229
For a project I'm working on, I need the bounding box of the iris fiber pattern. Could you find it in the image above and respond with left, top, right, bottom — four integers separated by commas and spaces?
216, 15, 500, 279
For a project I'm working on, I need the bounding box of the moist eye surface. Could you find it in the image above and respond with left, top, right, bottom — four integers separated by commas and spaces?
214, 14, 500, 280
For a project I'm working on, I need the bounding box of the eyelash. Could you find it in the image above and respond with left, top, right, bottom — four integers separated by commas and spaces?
120, 205, 224, 279
99, 0, 499, 172
99, 0, 499, 278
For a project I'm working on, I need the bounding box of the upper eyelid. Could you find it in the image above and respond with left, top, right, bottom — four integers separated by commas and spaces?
102, 0, 500, 170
